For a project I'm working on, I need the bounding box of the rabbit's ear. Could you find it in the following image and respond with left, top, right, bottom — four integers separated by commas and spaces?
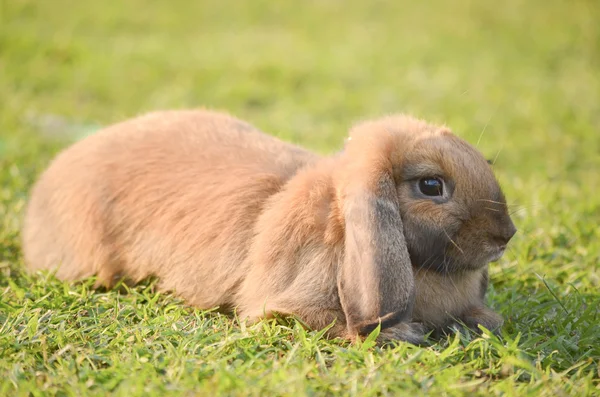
337, 155, 415, 337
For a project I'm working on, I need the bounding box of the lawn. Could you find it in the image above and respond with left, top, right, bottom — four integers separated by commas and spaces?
1, 0, 599, 395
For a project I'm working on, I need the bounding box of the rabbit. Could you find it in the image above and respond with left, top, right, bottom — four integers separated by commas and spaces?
22, 109, 516, 344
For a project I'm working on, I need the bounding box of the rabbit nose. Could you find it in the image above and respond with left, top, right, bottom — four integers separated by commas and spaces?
496, 224, 517, 245
490, 222, 517, 248
506, 222, 517, 242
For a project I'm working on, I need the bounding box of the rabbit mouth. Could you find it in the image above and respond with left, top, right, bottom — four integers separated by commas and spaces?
487, 246, 507, 263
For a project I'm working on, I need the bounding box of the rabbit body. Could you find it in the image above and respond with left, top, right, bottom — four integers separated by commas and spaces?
22, 110, 515, 343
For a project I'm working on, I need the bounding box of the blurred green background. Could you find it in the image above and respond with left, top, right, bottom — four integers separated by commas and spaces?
3, 1, 599, 164
1, 0, 599, 395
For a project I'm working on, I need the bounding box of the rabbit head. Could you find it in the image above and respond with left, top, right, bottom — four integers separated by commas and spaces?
332, 115, 515, 337
340, 115, 516, 275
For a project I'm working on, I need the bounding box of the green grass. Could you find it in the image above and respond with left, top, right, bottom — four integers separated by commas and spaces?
1, 0, 599, 395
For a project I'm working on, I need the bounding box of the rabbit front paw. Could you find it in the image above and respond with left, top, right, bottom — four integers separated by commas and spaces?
377, 322, 426, 346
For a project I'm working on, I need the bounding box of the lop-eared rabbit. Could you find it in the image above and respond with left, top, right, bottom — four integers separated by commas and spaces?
22, 110, 516, 344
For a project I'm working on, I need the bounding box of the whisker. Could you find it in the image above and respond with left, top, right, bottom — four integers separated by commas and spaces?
443, 254, 461, 295
417, 253, 439, 271
476, 199, 531, 213
414, 253, 441, 290
443, 255, 449, 276
509, 208, 530, 216
509, 203, 544, 210
505, 245, 521, 264
505, 202, 540, 208
476, 199, 507, 205
483, 206, 501, 212
492, 144, 504, 165
476, 116, 492, 147
442, 228, 464, 255
476, 198, 521, 207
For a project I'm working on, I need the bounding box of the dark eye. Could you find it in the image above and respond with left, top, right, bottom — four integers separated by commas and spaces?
418, 177, 444, 197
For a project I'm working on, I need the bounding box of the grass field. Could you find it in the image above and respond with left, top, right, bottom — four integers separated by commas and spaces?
1, 0, 599, 395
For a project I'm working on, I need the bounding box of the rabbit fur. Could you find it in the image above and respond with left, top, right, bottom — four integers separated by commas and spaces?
22, 109, 516, 344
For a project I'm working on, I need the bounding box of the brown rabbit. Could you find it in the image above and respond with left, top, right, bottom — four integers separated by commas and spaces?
22, 110, 516, 344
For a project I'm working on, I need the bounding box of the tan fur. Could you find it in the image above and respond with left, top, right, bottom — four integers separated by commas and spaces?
413, 268, 487, 327
22, 109, 515, 344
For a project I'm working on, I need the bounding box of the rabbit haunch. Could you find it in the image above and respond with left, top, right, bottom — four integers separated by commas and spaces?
22, 110, 516, 343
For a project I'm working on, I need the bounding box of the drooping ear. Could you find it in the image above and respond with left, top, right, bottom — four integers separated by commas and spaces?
335, 125, 416, 338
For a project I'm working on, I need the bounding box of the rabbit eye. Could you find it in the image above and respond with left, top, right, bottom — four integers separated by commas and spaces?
418, 177, 444, 197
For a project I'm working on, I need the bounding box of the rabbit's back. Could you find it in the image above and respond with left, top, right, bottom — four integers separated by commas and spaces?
22, 110, 318, 307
